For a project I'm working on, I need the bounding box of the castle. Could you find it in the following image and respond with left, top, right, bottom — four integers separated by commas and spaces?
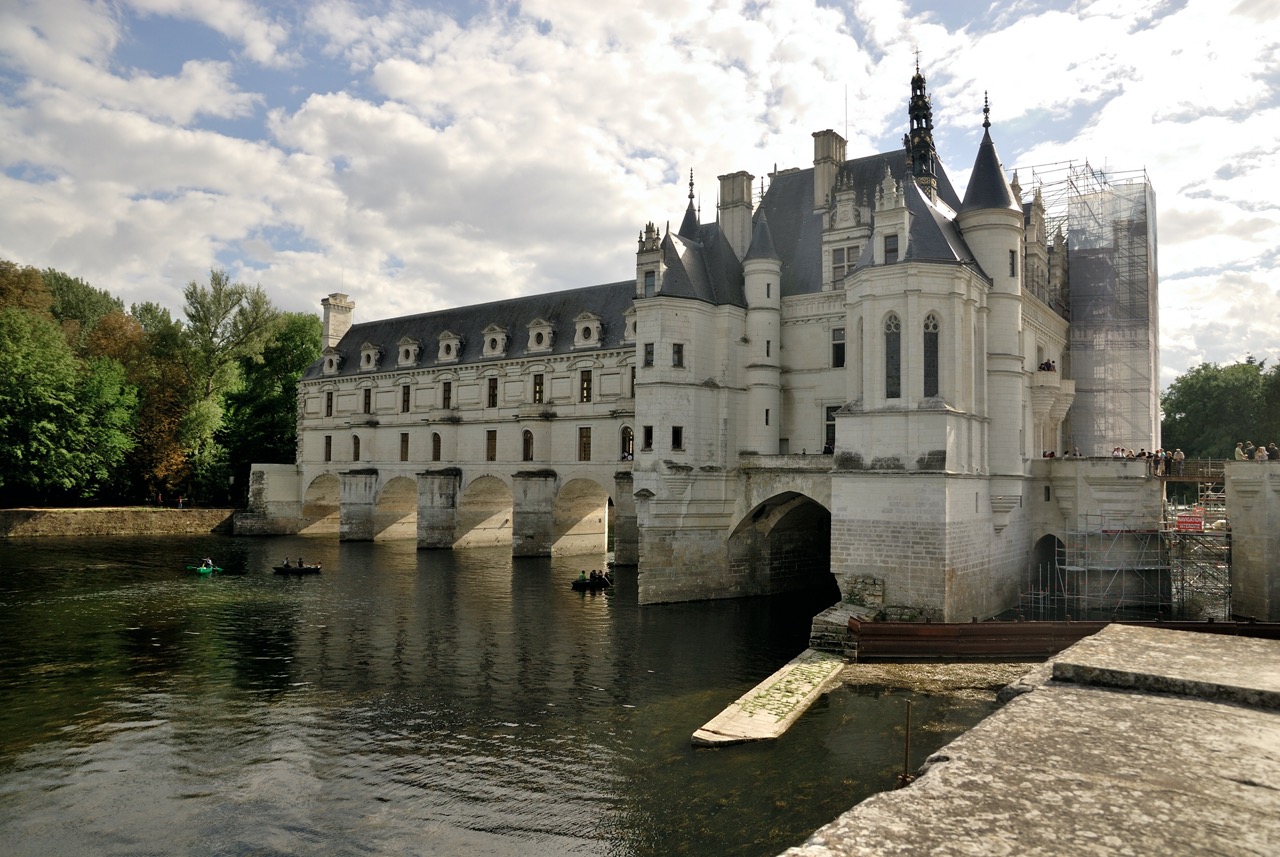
244, 68, 1172, 621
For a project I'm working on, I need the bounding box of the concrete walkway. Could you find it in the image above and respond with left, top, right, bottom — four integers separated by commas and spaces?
779, 624, 1280, 856
692, 648, 845, 746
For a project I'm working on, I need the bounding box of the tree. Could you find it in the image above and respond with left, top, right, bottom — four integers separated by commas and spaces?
1160, 360, 1267, 458
44, 267, 123, 354
179, 271, 282, 503
0, 308, 136, 504
221, 312, 322, 504
0, 260, 52, 316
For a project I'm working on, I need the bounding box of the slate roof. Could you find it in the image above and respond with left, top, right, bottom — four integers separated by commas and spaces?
753, 148, 964, 297
960, 127, 1020, 213
302, 280, 636, 381
902, 180, 980, 267
743, 211, 779, 262
657, 222, 746, 307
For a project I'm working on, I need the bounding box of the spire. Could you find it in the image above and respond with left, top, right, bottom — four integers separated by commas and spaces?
903, 59, 938, 195
743, 211, 779, 262
960, 93, 1020, 213
678, 169, 700, 239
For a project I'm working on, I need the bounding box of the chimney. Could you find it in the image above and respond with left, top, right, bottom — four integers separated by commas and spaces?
321, 293, 354, 348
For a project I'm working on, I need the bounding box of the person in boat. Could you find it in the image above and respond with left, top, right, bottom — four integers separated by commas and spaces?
282, 558, 291, 568
298, 556, 304, 568
589, 570, 599, 582
200, 557, 213, 570
578, 570, 587, 582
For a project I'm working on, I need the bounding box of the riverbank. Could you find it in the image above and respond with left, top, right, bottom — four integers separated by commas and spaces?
0, 507, 235, 538
781, 625, 1280, 856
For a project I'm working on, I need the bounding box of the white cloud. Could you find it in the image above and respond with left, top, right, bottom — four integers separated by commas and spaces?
0, 0, 1274, 387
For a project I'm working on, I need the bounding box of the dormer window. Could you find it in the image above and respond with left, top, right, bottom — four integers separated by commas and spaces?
526, 318, 554, 353
437, 331, 462, 363
482, 324, 509, 358
321, 347, 343, 376
573, 312, 602, 349
359, 342, 382, 372
396, 336, 420, 367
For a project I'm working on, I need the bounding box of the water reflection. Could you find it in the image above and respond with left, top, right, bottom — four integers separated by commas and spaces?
0, 535, 998, 856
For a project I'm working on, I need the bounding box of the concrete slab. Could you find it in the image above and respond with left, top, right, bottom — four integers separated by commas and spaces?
779, 625, 1280, 856
692, 648, 845, 746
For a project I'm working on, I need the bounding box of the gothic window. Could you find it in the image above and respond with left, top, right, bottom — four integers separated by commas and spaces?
522, 429, 534, 462
431, 432, 441, 461
923, 314, 940, 397
620, 426, 633, 459
352, 435, 361, 461
885, 314, 901, 399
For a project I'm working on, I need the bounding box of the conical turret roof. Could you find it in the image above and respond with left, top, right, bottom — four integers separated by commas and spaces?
960, 95, 1020, 213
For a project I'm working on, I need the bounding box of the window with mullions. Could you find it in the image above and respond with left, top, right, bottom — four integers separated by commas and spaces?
533, 373, 544, 404
831, 327, 845, 368
401, 385, 411, 413
885, 314, 901, 399
487, 377, 498, 408
923, 314, 940, 397
580, 370, 592, 402
486, 430, 497, 462
884, 234, 899, 264
825, 406, 840, 450
578, 427, 592, 461
362, 388, 371, 414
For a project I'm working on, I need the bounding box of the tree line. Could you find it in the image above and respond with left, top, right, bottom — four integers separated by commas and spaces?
0, 260, 321, 508
1160, 356, 1280, 459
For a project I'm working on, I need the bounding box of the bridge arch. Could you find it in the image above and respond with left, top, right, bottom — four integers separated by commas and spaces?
374, 475, 418, 540
456, 475, 513, 548
301, 473, 341, 534
552, 476, 613, 557
1028, 533, 1067, 617
729, 492, 838, 600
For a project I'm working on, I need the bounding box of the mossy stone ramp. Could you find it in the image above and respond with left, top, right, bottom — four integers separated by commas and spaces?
692, 648, 845, 746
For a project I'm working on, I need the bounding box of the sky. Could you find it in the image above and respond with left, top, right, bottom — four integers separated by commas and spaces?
1, 0, 1277, 388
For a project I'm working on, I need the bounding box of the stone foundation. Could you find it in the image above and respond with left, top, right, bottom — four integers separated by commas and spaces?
1, 508, 235, 538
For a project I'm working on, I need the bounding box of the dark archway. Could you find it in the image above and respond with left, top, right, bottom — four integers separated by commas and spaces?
729, 492, 838, 601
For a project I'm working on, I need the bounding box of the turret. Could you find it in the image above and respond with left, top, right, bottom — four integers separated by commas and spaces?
903, 61, 939, 198
743, 214, 782, 454
956, 95, 1025, 480
635, 222, 665, 298
321, 293, 354, 348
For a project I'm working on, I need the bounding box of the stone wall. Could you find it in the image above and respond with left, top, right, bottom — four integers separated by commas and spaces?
1, 508, 235, 538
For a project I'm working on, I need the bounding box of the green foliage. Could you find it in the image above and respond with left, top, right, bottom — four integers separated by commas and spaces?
44, 268, 123, 353
0, 308, 136, 503
221, 312, 322, 503
1161, 358, 1280, 458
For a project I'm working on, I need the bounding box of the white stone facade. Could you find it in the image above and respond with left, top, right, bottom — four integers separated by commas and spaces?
244, 70, 1168, 619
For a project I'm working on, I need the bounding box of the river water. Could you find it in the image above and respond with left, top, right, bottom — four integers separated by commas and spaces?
0, 535, 998, 856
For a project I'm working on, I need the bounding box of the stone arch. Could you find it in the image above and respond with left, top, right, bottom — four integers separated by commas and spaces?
456, 475, 513, 548
1028, 533, 1067, 616
552, 477, 612, 557
728, 492, 838, 600
374, 475, 418, 540
301, 473, 341, 534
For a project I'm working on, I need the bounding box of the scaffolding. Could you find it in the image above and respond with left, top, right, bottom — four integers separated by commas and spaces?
1014, 161, 1160, 457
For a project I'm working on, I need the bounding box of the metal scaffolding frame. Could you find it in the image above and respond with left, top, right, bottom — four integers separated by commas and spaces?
1014, 161, 1159, 456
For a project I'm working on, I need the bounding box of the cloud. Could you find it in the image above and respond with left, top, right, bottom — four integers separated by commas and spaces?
126, 0, 293, 67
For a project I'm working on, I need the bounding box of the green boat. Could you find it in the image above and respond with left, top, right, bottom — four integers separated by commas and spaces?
187, 562, 222, 574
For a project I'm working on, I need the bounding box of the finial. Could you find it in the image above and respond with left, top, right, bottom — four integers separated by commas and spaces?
982, 91, 990, 129
914, 48, 920, 74
688, 169, 695, 202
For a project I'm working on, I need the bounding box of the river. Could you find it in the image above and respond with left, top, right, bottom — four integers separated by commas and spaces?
0, 535, 999, 856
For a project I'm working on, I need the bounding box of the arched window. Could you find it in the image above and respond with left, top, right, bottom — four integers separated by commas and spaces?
923, 313, 940, 397
352, 435, 361, 461
522, 429, 534, 462
884, 314, 901, 399
620, 426, 634, 460
431, 432, 441, 462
